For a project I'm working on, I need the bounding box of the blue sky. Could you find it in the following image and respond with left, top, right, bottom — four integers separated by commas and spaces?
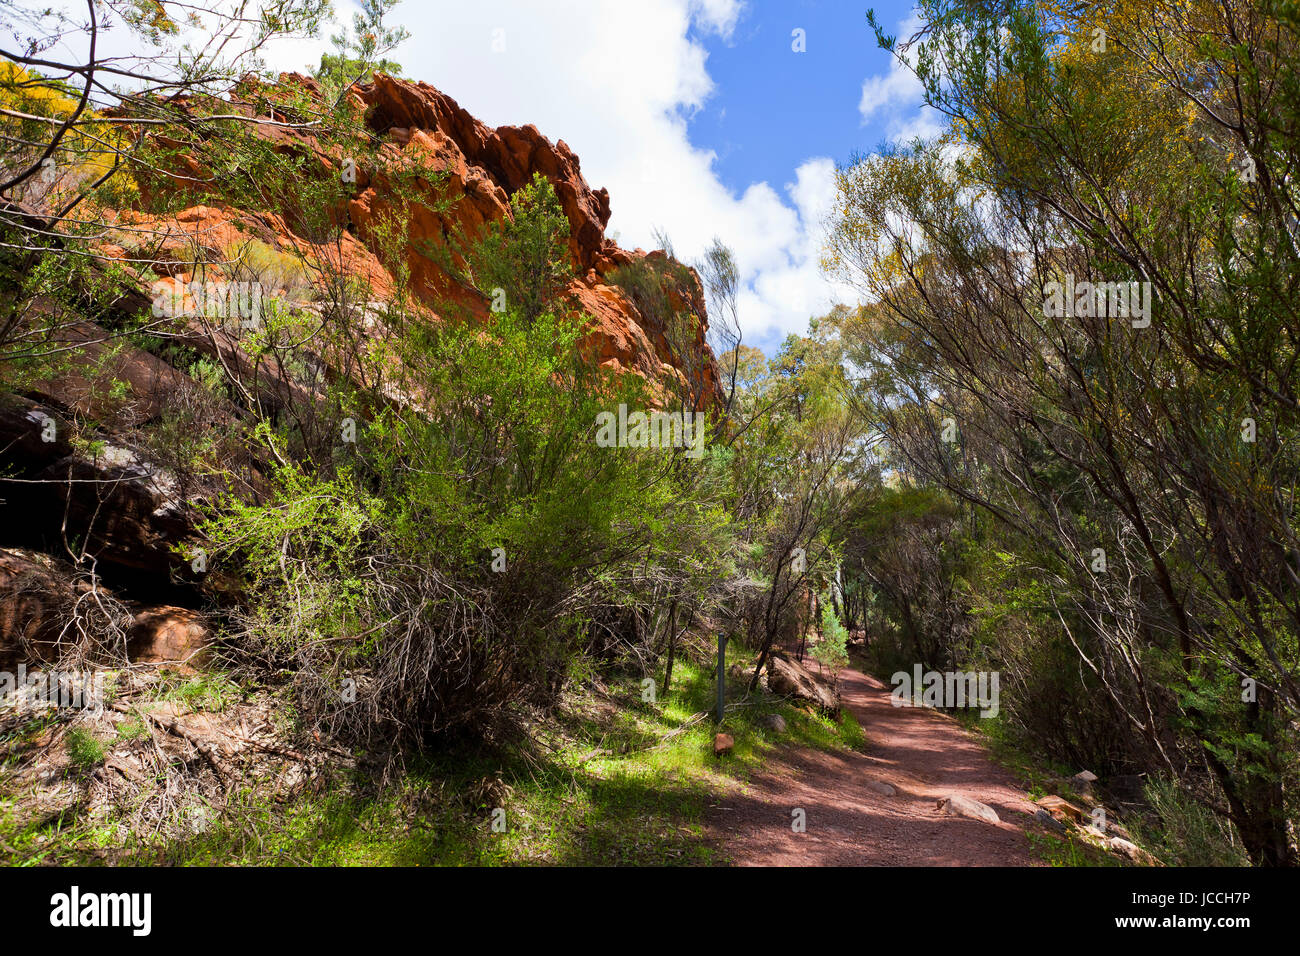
686, 1, 914, 199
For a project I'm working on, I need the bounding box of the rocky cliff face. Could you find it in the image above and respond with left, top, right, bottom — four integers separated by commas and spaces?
122, 72, 721, 403
355, 73, 720, 399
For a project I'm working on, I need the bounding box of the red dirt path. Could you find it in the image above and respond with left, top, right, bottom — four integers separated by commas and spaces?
711, 663, 1045, 866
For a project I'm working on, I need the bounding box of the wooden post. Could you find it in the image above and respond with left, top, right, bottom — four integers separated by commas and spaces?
715, 634, 726, 725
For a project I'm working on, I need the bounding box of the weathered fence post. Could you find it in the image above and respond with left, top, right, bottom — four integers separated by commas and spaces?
716, 634, 727, 724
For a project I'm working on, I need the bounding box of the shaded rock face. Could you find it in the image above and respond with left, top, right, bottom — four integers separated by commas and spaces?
0, 548, 210, 671
22, 320, 196, 430
0, 397, 199, 584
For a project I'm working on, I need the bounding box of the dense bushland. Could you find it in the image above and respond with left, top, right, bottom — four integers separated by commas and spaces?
2, 13, 867, 760
825, 0, 1300, 865
6, 0, 1297, 870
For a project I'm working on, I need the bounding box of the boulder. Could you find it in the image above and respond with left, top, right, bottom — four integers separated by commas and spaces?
866, 779, 897, 797
1035, 808, 1068, 833
712, 732, 734, 757
937, 795, 1001, 825
766, 651, 839, 716
1036, 794, 1088, 824
759, 713, 787, 734
127, 606, 211, 669
1106, 835, 1162, 867
22, 320, 199, 429
1070, 770, 1099, 795
0, 396, 72, 469
1, 548, 209, 670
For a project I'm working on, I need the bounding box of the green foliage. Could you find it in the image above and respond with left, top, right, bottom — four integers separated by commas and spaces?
459, 171, 574, 324
64, 728, 106, 770
317, 0, 409, 96
115, 718, 150, 743
314, 53, 403, 89
829, 0, 1300, 866
814, 595, 849, 673
201, 177, 734, 747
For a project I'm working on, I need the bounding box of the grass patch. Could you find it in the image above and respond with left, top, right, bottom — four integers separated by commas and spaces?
1026, 829, 1121, 867
115, 718, 150, 743
159, 673, 242, 713
1129, 776, 1250, 867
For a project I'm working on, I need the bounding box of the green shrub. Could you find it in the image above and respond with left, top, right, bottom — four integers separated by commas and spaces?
65, 728, 106, 769
813, 595, 849, 674
201, 177, 734, 750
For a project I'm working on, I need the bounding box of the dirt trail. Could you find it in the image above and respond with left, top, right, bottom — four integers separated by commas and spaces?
713, 663, 1045, 866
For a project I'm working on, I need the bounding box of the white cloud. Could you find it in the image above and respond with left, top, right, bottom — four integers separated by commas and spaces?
856, 11, 942, 145
731, 158, 858, 348
255, 0, 847, 353
689, 0, 744, 38
890, 109, 945, 142
858, 68, 923, 123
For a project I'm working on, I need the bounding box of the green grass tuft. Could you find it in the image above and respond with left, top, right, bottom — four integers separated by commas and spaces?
64, 728, 106, 770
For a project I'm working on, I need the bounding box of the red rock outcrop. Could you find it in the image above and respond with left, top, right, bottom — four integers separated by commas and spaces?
123, 72, 721, 405
352, 73, 721, 402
